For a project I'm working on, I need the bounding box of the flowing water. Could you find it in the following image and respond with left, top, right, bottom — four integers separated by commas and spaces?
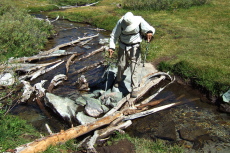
10, 15, 230, 152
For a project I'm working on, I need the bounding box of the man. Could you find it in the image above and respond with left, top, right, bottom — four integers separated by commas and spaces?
108, 12, 155, 98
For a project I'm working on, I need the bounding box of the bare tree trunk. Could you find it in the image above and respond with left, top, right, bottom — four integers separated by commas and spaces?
15, 112, 123, 153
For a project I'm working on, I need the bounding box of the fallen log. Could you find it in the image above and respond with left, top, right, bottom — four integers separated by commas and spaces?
38, 34, 99, 56
0, 60, 62, 73
19, 60, 64, 81
124, 98, 200, 121
15, 112, 123, 153
66, 53, 78, 74
8, 51, 76, 63
81, 119, 132, 152
73, 46, 105, 63
70, 60, 105, 77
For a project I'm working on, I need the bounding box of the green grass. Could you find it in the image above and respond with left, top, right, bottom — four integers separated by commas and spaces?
0, 110, 40, 152
123, 0, 210, 11
109, 132, 184, 153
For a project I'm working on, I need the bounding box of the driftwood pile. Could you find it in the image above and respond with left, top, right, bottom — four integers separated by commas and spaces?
0, 33, 196, 153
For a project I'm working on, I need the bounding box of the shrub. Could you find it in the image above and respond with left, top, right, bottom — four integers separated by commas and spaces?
123, 0, 211, 11
0, 0, 54, 61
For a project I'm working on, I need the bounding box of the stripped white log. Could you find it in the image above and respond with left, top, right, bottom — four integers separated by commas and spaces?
8, 50, 75, 63
1, 60, 61, 72
73, 46, 105, 63
38, 34, 99, 56
18, 60, 64, 81
124, 102, 183, 121
21, 81, 35, 102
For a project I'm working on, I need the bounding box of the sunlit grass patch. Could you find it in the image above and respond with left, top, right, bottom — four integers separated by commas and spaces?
0, 110, 40, 152
123, 0, 211, 11
110, 132, 184, 153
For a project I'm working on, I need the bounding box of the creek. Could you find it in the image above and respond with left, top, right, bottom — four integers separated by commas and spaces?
10, 14, 230, 153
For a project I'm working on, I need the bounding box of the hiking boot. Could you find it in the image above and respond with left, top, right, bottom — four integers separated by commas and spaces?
131, 91, 139, 98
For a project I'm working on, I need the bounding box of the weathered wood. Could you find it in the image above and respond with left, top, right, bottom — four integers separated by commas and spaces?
73, 46, 105, 63
8, 51, 76, 63
15, 112, 123, 153
21, 81, 35, 103
19, 60, 64, 81
38, 34, 99, 56
1, 60, 62, 73
47, 74, 67, 93
136, 98, 166, 109
70, 60, 104, 76
124, 98, 200, 121
66, 53, 77, 74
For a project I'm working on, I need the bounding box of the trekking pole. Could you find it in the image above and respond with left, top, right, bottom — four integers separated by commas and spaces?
143, 40, 150, 67
138, 41, 150, 87
104, 62, 111, 91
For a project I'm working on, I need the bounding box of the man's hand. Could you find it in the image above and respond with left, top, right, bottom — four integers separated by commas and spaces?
108, 48, 114, 58
146, 33, 153, 43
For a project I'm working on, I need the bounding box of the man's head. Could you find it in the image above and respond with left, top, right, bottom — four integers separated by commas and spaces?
123, 12, 141, 32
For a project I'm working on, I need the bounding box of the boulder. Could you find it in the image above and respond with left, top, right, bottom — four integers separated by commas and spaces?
85, 97, 104, 117
0, 72, 15, 86
45, 93, 79, 122
76, 112, 96, 125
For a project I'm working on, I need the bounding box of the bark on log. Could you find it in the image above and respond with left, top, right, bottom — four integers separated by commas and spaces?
15, 112, 123, 153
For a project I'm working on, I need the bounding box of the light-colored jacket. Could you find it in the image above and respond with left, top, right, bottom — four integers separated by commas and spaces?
109, 16, 155, 50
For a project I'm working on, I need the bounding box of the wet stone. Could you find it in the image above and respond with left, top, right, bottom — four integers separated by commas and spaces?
155, 120, 177, 141
76, 112, 96, 125
219, 103, 230, 113
45, 93, 79, 122
75, 97, 86, 106
85, 97, 104, 117
179, 126, 208, 141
